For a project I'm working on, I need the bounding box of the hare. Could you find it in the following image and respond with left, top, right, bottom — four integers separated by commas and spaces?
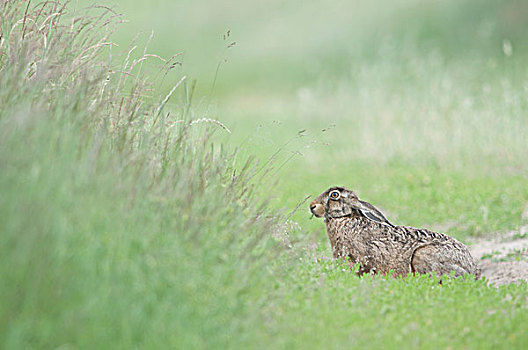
310, 186, 480, 278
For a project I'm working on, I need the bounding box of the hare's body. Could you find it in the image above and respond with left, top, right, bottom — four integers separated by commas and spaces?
325, 214, 478, 277
311, 186, 480, 278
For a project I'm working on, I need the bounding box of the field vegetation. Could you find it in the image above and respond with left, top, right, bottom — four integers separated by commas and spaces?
1, 0, 527, 348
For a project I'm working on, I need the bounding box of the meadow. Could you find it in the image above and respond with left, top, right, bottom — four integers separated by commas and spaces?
1, 0, 527, 348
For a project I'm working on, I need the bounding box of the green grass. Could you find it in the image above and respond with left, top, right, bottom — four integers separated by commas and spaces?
1, 0, 528, 349
267, 260, 528, 349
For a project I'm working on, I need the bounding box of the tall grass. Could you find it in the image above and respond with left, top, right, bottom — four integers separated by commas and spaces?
0, 1, 292, 347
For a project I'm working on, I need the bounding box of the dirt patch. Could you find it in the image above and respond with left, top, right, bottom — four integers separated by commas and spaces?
469, 226, 528, 286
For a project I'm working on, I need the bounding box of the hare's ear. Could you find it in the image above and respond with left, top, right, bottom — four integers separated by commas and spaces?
357, 200, 395, 227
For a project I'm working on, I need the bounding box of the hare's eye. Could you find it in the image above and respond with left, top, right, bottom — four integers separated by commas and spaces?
329, 191, 340, 200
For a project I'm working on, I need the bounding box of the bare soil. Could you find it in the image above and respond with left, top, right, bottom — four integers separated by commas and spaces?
469, 226, 528, 286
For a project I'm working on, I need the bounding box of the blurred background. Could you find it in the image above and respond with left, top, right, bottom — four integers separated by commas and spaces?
2, 1, 528, 347
81, 0, 528, 235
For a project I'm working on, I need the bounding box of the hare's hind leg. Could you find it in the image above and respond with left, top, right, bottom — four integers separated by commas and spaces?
411, 245, 469, 278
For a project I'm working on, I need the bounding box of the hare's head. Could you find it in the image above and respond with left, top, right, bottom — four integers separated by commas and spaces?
310, 186, 361, 219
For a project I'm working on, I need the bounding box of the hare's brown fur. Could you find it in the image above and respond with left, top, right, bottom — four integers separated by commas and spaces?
310, 186, 480, 278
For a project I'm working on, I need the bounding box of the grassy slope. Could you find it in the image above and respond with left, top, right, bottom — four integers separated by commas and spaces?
2, 0, 528, 349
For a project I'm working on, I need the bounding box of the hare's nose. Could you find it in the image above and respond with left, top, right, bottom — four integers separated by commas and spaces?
310, 202, 324, 217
